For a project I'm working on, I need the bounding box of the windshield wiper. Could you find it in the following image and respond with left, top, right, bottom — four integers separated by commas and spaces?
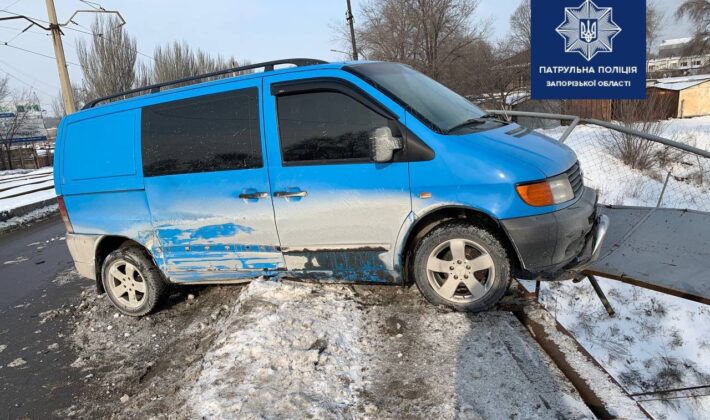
445, 118, 488, 134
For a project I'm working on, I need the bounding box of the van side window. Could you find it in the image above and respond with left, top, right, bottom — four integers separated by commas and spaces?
276, 91, 388, 164
141, 88, 261, 177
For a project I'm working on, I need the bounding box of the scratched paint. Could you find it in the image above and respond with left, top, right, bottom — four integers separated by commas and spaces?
155, 222, 255, 246
282, 247, 395, 283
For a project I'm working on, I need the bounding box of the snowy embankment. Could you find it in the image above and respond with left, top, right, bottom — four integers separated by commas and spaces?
0, 167, 56, 231
185, 280, 594, 418
67, 279, 621, 418
535, 116, 710, 418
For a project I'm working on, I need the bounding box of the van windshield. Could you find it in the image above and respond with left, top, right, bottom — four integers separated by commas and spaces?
346, 62, 489, 134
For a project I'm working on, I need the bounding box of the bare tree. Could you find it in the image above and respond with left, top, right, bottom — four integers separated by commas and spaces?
152, 41, 243, 87
0, 90, 32, 170
647, 1, 665, 55
676, 0, 710, 53
0, 76, 8, 103
356, 0, 490, 79
76, 15, 138, 103
510, 0, 530, 52
601, 94, 675, 170
464, 42, 530, 109
51, 85, 86, 117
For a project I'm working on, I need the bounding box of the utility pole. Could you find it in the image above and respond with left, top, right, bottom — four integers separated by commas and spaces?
346, 0, 358, 61
44, 0, 75, 114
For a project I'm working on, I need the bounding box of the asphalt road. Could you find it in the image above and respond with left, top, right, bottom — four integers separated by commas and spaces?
0, 216, 86, 419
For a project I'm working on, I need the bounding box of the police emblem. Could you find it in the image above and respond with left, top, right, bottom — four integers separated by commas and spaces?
556, 0, 621, 61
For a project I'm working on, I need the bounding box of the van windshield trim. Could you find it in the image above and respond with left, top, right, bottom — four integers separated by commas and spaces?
344, 62, 489, 134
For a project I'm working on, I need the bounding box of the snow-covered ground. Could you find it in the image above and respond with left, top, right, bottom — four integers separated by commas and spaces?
65, 279, 614, 419
536, 279, 710, 419
541, 116, 710, 212
532, 116, 710, 419
0, 167, 56, 229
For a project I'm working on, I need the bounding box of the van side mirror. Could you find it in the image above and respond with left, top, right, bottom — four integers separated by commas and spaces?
369, 126, 403, 163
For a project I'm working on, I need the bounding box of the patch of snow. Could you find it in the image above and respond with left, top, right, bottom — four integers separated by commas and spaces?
540, 116, 710, 212
0, 168, 33, 179
0, 174, 53, 190
0, 344, 6, 353
521, 305, 648, 419
7, 358, 26, 367
0, 179, 54, 199
3, 256, 28, 265
188, 280, 365, 418
0, 166, 56, 213
0, 204, 58, 232
538, 278, 710, 420
184, 280, 595, 418
0, 189, 56, 213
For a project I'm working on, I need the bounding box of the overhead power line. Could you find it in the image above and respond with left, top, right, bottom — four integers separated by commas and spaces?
0, 2, 129, 114
0, 57, 60, 90
0, 43, 82, 67
0, 65, 55, 97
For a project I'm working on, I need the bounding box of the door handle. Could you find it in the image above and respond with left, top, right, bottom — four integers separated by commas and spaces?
238, 191, 269, 200
273, 190, 308, 198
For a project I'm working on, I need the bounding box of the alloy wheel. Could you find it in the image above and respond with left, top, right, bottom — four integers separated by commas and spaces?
425, 238, 495, 303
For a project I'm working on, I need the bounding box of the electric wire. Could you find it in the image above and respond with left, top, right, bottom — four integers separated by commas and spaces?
0, 64, 55, 97
0, 57, 60, 90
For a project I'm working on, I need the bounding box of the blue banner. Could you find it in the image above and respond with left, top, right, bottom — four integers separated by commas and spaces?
531, 0, 646, 99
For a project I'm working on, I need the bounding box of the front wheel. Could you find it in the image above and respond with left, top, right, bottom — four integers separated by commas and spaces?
412, 223, 511, 312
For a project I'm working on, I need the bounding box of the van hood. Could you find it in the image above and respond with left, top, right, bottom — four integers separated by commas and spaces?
467, 124, 577, 178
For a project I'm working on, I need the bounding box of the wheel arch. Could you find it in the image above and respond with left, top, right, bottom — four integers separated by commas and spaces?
400, 206, 522, 284
94, 235, 155, 293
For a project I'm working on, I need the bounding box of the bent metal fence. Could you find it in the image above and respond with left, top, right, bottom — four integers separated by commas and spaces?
487, 110, 710, 214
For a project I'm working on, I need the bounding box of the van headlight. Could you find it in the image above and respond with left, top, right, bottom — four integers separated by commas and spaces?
516, 175, 575, 207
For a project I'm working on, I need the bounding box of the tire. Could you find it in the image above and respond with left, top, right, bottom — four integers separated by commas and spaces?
412, 222, 511, 312
101, 246, 167, 317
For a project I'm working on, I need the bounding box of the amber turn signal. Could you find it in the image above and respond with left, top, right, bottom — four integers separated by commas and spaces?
516, 182, 555, 207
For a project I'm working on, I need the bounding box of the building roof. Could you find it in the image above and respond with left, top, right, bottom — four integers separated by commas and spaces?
647, 74, 710, 91
660, 37, 693, 48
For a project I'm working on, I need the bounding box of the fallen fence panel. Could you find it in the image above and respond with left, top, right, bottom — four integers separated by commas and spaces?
586, 206, 710, 304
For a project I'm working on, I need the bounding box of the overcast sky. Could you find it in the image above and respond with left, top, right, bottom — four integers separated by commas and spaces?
0, 0, 694, 110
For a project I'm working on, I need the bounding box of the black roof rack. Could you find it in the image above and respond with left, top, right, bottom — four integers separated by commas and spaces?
82, 58, 328, 110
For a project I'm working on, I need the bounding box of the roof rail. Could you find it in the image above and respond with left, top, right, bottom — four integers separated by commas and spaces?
82, 58, 328, 109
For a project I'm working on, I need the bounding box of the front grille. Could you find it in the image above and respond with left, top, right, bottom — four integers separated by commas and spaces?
566, 161, 584, 197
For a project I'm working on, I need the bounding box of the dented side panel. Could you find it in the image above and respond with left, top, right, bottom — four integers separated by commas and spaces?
140, 77, 285, 281
142, 102, 286, 279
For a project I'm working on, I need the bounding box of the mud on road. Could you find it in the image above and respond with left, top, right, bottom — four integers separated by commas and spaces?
47, 273, 596, 419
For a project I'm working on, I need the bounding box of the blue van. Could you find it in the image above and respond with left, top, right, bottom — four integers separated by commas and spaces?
55, 59, 608, 316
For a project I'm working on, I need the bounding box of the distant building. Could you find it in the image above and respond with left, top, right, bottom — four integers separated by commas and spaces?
648, 37, 710, 78
658, 37, 694, 58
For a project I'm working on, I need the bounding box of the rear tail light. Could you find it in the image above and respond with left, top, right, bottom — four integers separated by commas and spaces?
57, 196, 74, 233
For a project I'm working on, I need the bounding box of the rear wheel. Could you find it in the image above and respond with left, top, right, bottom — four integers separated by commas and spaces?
413, 223, 511, 312
101, 246, 167, 316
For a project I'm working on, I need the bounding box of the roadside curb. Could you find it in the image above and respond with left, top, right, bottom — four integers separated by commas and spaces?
0, 198, 58, 223
512, 290, 651, 419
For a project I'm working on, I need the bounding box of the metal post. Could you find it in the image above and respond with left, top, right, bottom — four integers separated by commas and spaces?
657, 171, 672, 208
587, 275, 615, 316
559, 116, 580, 143
534, 280, 541, 300
45, 0, 76, 114
346, 0, 359, 61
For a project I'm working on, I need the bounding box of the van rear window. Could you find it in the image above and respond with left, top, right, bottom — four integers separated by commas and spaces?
141, 87, 262, 177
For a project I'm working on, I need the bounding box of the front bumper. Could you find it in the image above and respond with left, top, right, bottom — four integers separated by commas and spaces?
501, 187, 609, 280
